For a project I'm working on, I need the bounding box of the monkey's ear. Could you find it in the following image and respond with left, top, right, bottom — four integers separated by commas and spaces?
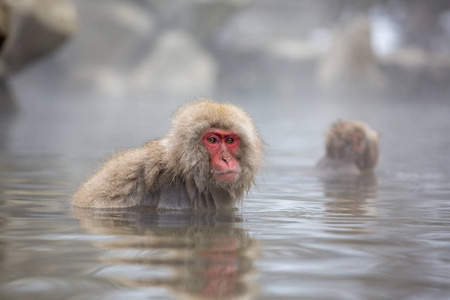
352, 131, 364, 153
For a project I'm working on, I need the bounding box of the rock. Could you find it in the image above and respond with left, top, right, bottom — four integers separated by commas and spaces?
316, 15, 385, 92
0, 0, 78, 76
131, 30, 217, 96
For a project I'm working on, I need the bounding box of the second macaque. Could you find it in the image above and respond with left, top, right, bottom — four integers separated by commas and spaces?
316, 120, 379, 176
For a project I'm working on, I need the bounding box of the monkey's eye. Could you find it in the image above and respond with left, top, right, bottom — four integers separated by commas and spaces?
207, 137, 218, 143
225, 137, 234, 144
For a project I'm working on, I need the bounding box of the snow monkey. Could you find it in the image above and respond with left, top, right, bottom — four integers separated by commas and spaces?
316, 120, 379, 176
72, 99, 264, 210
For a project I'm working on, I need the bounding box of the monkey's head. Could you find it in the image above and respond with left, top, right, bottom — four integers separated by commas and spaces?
165, 99, 264, 193
325, 120, 379, 170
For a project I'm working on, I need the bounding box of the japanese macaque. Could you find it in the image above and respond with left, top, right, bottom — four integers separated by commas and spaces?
316, 120, 378, 176
72, 99, 264, 210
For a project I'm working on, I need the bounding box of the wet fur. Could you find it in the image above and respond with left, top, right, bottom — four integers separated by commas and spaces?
72, 99, 264, 209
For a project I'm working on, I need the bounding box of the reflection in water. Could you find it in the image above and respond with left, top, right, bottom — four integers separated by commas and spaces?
73, 208, 258, 299
320, 172, 378, 234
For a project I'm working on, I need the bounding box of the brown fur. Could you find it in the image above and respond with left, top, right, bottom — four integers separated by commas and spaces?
316, 120, 378, 175
72, 99, 264, 209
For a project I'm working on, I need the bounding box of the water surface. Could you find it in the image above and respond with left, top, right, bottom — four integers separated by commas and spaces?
1, 88, 450, 299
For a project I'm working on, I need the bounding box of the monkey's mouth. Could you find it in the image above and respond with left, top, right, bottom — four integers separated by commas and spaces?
214, 170, 238, 175
213, 170, 239, 182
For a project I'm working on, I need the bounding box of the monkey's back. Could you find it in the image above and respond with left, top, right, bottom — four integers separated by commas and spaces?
72, 140, 164, 209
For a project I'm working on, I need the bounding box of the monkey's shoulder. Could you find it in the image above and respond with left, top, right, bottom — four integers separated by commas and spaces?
106, 139, 166, 167
72, 140, 167, 208
140, 139, 173, 190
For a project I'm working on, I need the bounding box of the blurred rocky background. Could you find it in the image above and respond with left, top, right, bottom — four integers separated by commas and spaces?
1, 0, 449, 100
0, 0, 77, 76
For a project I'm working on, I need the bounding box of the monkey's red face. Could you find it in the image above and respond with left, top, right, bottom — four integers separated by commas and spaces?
202, 129, 240, 183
